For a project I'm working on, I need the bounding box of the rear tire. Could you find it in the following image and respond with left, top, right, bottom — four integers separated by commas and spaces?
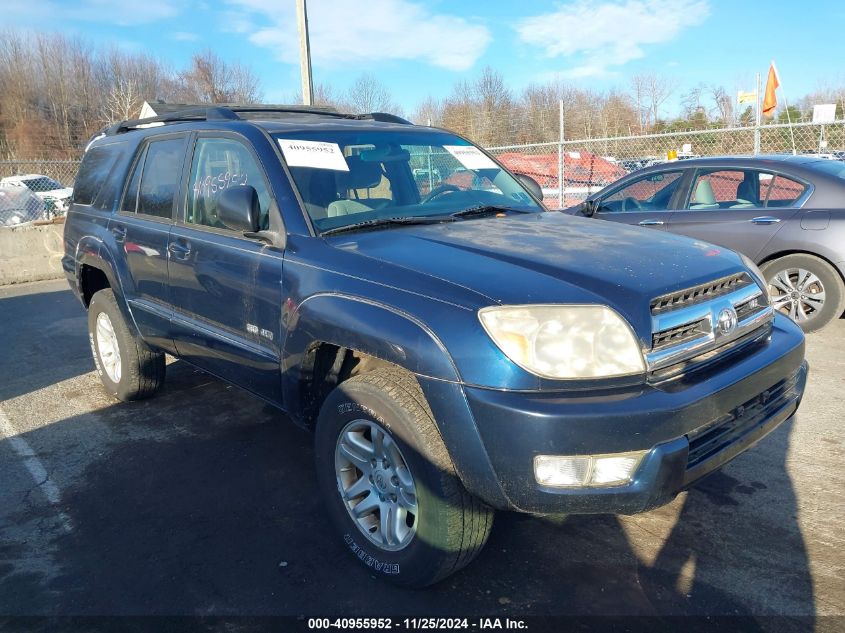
88, 289, 165, 401
761, 254, 844, 333
314, 367, 493, 587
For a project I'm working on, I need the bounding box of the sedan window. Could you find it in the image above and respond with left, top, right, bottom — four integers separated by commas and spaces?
763, 175, 807, 208
597, 171, 683, 212
685, 169, 807, 210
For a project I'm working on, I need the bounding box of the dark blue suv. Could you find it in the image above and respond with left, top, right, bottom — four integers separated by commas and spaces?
63, 106, 808, 587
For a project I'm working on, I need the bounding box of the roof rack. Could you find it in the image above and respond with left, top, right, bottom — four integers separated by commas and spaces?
105, 105, 411, 135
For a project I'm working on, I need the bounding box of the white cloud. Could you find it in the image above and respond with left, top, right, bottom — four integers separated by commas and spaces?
226, 0, 491, 71
171, 31, 200, 42
516, 0, 710, 78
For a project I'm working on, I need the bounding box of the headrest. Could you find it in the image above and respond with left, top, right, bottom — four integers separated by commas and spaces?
338, 155, 383, 190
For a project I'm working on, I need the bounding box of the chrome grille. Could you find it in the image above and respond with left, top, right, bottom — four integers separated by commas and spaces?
652, 317, 709, 350
647, 273, 774, 379
650, 273, 753, 315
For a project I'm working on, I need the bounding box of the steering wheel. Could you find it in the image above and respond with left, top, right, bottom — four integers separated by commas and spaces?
621, 196, 644, 212
421, 183, 461, 204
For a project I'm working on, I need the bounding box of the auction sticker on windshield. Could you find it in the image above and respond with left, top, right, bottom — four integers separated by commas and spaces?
278, 139, 350, 171
444, 145, 498, 170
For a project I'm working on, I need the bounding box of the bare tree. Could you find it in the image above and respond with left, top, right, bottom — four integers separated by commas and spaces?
345, 73, 399, 114
709, 85, 734, 125
178, 51, 262, 104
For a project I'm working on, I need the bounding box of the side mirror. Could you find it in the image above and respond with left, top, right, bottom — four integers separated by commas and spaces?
218, 185, 261, 234
582, 199, 598, 217
516, 174, 543, 201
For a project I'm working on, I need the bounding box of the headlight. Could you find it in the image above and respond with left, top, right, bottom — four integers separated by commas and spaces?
739, 254, 770, 304
479, 305, 645, 379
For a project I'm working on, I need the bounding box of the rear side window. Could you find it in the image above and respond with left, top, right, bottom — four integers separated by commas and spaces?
762, 175, 807, 207
118, 137, 186, 219
74, 145, 122, 207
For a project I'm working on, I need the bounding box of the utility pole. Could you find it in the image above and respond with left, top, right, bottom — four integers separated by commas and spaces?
753, 72, 761, 155
296, 0, 314, 106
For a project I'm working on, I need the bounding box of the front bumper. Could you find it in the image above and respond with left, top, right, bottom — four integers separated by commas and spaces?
461, 313, 807, 514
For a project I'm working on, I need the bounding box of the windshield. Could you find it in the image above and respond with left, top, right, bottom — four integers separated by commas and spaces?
273, 130, 543, 234
23, 177, 62, 192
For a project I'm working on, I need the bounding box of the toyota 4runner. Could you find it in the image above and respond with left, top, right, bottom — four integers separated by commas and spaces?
63, 106, 808, 587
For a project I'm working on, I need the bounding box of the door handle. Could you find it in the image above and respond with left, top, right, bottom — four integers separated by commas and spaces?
168, 238, 192, 259
751, 216, 781, 225
638, 219, 664, 226
110, 225, 127, 242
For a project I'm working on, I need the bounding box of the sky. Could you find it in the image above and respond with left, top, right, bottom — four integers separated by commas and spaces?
5, 0, 844, 117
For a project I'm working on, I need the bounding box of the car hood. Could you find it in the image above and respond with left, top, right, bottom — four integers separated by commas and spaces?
330, 212, 749, 341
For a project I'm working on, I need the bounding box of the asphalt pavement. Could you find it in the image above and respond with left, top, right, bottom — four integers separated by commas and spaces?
0, 280, 843, 629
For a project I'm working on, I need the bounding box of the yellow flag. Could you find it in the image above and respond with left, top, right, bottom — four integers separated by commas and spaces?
737, 90, 757, 105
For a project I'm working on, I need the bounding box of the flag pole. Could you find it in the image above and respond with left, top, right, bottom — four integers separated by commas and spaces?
773, 61, 797, 155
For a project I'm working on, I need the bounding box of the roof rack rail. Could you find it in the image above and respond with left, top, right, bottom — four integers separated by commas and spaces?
104, 105, 347, 135
354, 112, 412, 125
104, 105, 413, 136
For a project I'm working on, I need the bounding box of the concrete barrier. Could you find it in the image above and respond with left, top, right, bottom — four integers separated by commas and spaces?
0, 222, 65, 285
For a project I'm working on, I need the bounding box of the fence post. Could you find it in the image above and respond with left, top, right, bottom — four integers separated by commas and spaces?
558, 99, 564, 208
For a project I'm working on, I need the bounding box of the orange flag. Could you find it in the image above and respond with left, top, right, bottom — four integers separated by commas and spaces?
762, 62, 780, 117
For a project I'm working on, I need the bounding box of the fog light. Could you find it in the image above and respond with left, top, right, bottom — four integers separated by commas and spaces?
534, 451, 646, 488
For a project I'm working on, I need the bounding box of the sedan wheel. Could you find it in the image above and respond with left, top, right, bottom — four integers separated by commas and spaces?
761, 254, 845, 333
768, 268, 825, 323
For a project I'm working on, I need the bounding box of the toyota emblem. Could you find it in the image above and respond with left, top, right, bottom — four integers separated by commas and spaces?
717, 307, 738, 336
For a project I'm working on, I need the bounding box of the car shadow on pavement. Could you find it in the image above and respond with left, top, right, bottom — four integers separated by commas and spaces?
0, 360, 815, 629
0, 285, 92, 402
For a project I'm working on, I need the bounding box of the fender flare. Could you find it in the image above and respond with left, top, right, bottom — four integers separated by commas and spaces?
74, 239, 140, 338
283, 293, 461, 381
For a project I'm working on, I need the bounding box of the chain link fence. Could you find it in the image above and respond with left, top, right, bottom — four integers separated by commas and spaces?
488, 120, 845, 208
1, 119, 843, 226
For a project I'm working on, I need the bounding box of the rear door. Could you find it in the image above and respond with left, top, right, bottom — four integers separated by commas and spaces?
667, 168, 806, 259
112, 134, 188, 352
167, 133, 285, 404
592, 169, 687, 230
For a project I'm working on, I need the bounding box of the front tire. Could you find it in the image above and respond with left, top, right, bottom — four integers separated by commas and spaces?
761, 254, 845, 333
314, 368, 493, 587
88, 289, 165, 401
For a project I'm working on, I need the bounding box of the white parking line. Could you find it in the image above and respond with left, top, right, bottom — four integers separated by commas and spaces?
0, 405, 73, 533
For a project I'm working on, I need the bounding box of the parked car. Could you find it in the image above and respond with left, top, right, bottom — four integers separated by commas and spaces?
568, 155, 845, 332
0, 184, 45, 226
0, 173, 73, 215
64, 107, 807, 587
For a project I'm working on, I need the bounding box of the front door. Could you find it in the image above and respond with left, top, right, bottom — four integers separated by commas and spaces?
592, 170, 686, 231
167, 134, 284, 404
667, 169, 805, 259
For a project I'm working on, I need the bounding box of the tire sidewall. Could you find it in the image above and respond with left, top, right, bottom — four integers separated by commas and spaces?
762, 255, 845, 332
314, 378, 458, 588
88, 290, 129, 399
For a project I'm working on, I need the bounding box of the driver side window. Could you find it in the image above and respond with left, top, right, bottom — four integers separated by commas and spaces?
598, 171, 683, 213
186, 137, 271, 230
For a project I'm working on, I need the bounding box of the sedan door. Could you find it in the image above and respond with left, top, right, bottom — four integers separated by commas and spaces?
666, 169, 805, 259
591, 169, 687, 230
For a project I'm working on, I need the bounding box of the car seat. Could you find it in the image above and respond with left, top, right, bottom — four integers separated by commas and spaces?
730, 174, 759, 208
689, 179, 720, 209
327, 156, 391, 217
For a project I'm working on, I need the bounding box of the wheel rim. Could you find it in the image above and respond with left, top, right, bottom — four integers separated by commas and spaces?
95, 312, 122, 383
335, 419, 418, 551
768, 267, 826, 323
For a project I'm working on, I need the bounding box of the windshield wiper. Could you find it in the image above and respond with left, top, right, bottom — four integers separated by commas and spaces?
320, 215, 455, 237
449, 205, 534, 219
